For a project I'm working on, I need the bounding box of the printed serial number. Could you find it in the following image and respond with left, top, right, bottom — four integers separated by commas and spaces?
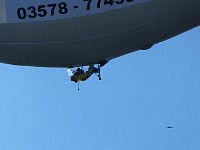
17, 2, 68, 19
17, 0, 134, 20
84, 0, 134, 10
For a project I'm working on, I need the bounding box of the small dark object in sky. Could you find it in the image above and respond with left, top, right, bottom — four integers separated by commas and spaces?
167, 126, 174, 129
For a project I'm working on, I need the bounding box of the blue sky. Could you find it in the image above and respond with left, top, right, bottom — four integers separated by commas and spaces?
0, 27, 200, 150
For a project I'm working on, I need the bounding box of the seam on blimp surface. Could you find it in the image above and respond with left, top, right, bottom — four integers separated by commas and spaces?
0, 20, 154, 45
0, 8, 154, 35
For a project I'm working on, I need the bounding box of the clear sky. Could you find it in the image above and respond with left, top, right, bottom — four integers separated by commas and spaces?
0, 27, 200, 150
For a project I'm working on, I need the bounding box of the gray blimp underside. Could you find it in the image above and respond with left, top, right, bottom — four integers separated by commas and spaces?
0, 0, 199, 67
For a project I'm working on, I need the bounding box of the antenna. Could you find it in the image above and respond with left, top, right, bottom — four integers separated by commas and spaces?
78, 82, 80, 91
98, 64, 101, 80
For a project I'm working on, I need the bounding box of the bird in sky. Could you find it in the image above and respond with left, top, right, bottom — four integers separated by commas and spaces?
167, 126, 174, 129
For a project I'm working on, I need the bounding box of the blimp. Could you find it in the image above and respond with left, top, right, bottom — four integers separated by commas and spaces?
0, 0, 200, 82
